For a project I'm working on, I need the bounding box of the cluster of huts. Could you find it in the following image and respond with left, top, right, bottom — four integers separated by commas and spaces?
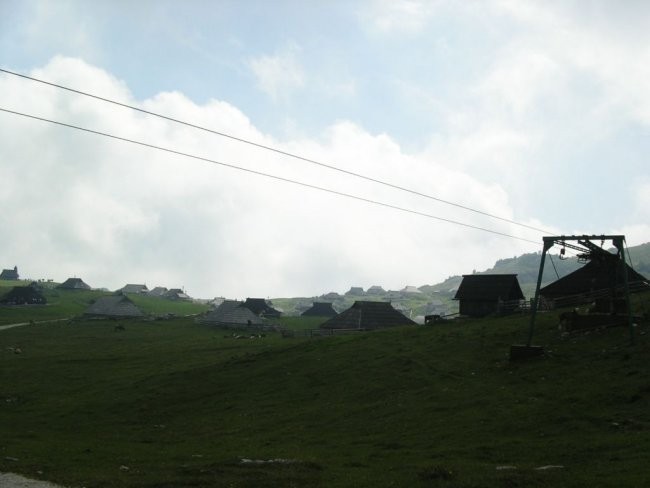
0, 270, 192, 318
452, 257, 648, 318
3, 247, 648, 327
197, 298, 416, 330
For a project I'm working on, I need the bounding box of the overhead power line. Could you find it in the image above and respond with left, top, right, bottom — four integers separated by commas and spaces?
0, 67, 554, 235
0, 106, 542, 245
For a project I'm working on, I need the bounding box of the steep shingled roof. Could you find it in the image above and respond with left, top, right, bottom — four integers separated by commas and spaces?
121, 284, 149, 294
58, 278, 91, 290
320, 301, 415, 330
243, 298, 282, 317
84, 294, 144, 318
453, 274, 524, 301
198, 300, 267, 327
301, 302, 337, 317
540, 259, 648, 300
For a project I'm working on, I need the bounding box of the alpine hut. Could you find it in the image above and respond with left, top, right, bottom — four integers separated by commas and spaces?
120, 284, 149, 294
454, 274, 525, 317
0, 282, 46, 305
540, 257, 649, 307
84, 294, 144, 319
164, 288, 190, 300
320, 301, 416, 330
58, 278, 91, 290
301, 302, 337, 317
198, 300, 267, 327
147, 286, 168, 297
243, 298, 282, 318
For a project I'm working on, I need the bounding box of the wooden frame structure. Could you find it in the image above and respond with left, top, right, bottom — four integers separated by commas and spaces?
526, 235, 634, 347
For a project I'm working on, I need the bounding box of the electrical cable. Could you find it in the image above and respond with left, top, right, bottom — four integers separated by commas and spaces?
0, 67, 555, 236
548, 253, 561, 280
0, 106, 543, 245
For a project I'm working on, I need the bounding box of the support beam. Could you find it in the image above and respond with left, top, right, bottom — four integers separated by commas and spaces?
524, 234, 632, 347
527, 238, 554, 346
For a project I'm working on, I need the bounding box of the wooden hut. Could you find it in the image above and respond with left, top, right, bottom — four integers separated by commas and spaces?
198, 300, 267, 327
0, 282, 46, 305
320, 301, 415, 330
540, 259, 648, 306
301, 302, 337, 318
84, 294, 144, 318
453, 274, 524, 317
58, 278, 91, 290
243, 298, 282, 318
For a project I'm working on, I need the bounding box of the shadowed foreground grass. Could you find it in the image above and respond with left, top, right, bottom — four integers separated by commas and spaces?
1, 296, 650, 487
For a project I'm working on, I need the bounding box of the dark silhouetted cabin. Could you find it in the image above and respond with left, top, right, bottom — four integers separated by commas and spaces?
120, 284, 149, 294
84, 294, 144, 319
301, 302, 337, 317
1, 282, 46, 305
57, 278, 91, 290
0, 266, 19, 280
454, 274, 524, 317
198, 300, 267, 327
540, 259, 648, 306
320, 301, 416, 330
243, 298, 282, 318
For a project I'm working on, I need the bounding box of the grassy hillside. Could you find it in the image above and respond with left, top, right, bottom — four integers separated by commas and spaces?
0, 282, 209, 325
1, 293, 650, 487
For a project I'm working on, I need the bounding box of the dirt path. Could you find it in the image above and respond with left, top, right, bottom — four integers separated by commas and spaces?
0, 318, 70, 331
0, 473, 66, 488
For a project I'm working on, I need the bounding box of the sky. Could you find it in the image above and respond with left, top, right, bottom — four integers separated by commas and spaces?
1, 0, 649, 299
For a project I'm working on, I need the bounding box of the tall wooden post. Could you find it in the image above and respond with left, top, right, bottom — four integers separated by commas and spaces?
527, 238, 553, 347
613, 236, 634, 345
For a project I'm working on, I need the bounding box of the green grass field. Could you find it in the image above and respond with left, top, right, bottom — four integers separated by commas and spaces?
1, 294, 650, 487
0, 282, 209, 326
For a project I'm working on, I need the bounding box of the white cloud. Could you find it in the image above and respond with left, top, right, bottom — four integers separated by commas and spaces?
0, 57, 549, 297
248, 43, 305, 101
363, 0, 443, 34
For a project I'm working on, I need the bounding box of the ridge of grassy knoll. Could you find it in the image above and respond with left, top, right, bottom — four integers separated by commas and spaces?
1, 293, 650, 487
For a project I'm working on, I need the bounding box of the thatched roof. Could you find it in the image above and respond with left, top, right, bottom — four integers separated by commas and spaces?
58, 278, 91, 290
84, 295, 144, 318
199, 300, 267, 326
301, 302, 337, 317
540, 260, 648, 300
453, 274, 524, 301
320, 301, 416, 330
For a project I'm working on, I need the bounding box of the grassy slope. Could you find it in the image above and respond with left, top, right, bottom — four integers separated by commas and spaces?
0, 284, 209, 325
2, 293, 650, 487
